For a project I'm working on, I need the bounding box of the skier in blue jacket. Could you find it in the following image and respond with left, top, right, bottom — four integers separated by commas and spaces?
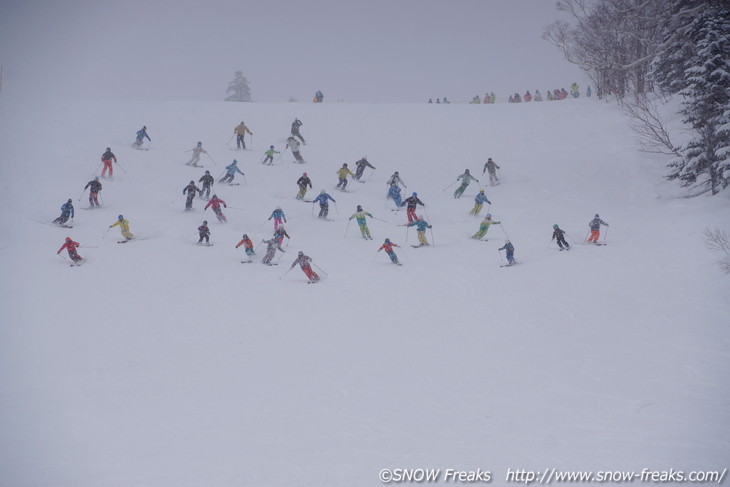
53, 199, 75, 225
388, 185, 403, 207
220, 160, 245, 183
268, 207, 287, 230
498, 240, 516, 265
134, 125, 151, 147
470, 189, 491, 215
404, 216, 432, 247
312, 190, 336, 220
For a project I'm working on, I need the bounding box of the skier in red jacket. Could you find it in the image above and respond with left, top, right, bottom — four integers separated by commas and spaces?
204, 194, 227, 222
57, 237, 83, 263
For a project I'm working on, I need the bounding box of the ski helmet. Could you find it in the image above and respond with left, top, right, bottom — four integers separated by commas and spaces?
232, 160, 237, 164
270, 145, 274, 149
65, 237, 72, 242
595, 214, 599, 218
505, 239, 510, 244
240, 121, 245, 125
142, 125, 146, 130
412, 192, 417, 197
363, 156, 368, 160
203, 220, 208, 225
106, 147, 111, 151
242, 234, 248, 239
488, 157, 493, 161
486, 213, 492, 218
298, 251, 304, 256
343, 163, 348, 167
276, 206, 281, 210
394, 171, 399, 175
197, 142, 202, 146
479, 189, 484, 193
118, 215, 123, 220
465, 169, 470, 174
418, 215, 424, 220
553, 224, 559, 229
303, 172, 307, 177
212, 194, 217, 199
67, 199, 72, 203
357, 205, 362, 211
320, 189, 326, 194
95, 177, 99, 180
205, 170, 210, 174
190, 180, 194, 184
385, 238, 390, 243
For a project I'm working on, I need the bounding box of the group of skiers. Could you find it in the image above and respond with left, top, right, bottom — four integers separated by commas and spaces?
52, 117, 610, 276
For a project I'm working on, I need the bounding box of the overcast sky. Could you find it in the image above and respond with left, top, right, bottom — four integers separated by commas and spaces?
0, 0, 586, 103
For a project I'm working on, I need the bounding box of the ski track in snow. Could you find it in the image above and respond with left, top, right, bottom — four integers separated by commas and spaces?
0, 98, 729, 486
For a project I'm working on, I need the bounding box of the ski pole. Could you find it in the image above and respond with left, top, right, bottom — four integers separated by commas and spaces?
78, 188, 87, 201
242, 174, 247, 185
250, 134, 253, 151
372, 216, 388, 223
344, 219, 351, 238
373, 249, 381, 262
227, 134, 234, 146
603, 227, 609, 242
94, 162, 102, 175
311, 203, 315, 216
405, 225, 409, 242
78, 245, 98, 248
423, 207, 432, 222
226, 206, 245, 212
279, 266, 294, 280
498, 249, 505, 264
584, 230, 590, 242
100, 195, 105, 206
313, 263, 328, 277
103, 227, 110, 239
367, 168, 376, 182
171, 194, 184, 205
500, 223, 511, 241
254, 241, 263, 252
442, 180, 458, 191
115, 162, 127, 174
429, 226, 436, 247
206, 153, 217, 166
334, 202, 339, 215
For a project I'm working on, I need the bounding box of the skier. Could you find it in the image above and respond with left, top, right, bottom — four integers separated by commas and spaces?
387, 171, 407, 190
482, 157, 500, 185
233, 121, 253, 150
377, 238, 402, 265
286, 136, 305, 163
57, 236, 82, 263
534, 90, 543, 102
336, 163, 355, 190
312, 189, 336, 220
469, 189, 491, 215
182, 180, 201, 211
235, 233, 255, 262
110, 215, 134, 240
401, 192, 425, 222
314, 90, 324, 103
349, 205, 374, 240
134, 125, 151, 148
571, 82, 580, 98
453, 169, 479, 198
198, 170, 214, 199
586, 86, 592, 97
268, 206, 287, 230
552, 224, 570, 250
261, 238, 285, 265
197, 220, 211, 245
290, 251, 319, 282
220, 160, 244, 183
263, 145, 280, 165
101, 147, 117, 178
290, 118, 305, 144
273, 225, 290, 249
587, 214, 609, 243
185, 142, 207, 167
353, 157, 375, 181
296, 172, 312, 200
471, 213, 501, 240
53, 199, 74, 225
524, 90, 533, 102
498, 240, 516, 265
204, 195, 227, 223
388, 185, 403, 208
405, 215, 432, 247
84, 177, 103, 208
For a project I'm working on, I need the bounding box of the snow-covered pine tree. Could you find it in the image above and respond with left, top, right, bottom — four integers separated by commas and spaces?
652, 0, 730, 195
225, 71, 252, 102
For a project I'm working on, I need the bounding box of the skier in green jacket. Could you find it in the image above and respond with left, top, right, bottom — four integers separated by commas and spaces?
453, 169, 479, 198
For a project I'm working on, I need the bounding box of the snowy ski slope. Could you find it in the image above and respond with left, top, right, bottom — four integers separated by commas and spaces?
0, 97, 728, 486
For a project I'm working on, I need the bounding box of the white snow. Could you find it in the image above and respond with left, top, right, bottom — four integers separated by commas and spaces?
0, 97, 728, 486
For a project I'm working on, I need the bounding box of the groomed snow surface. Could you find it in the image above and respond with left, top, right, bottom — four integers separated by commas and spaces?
0, 98, 728, 486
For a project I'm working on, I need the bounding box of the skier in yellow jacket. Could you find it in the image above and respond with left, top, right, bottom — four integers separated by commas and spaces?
110, 215, 134, 241
233, 121, 253, 150
336, 163, 355, 191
